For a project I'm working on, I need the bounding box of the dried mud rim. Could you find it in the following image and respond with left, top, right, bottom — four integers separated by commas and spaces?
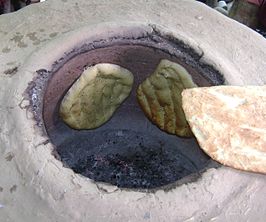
26, 26, 224, 190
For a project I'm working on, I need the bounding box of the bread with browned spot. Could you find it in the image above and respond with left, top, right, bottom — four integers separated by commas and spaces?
182, 85, 266, 173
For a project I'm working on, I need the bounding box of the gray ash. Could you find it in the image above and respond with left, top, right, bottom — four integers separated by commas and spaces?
56, 130, 208, 189
72, 149, 193, 189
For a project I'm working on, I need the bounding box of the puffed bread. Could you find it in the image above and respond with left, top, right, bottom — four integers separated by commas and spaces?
137, 59, 197, 137
60, 63, 134, 129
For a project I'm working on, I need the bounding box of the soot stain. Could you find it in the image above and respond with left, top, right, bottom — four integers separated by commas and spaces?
10, 33, 28, 48
27, 32, 39, 42
25, 69, 50, 129
4, 66, 18, 76
9, 185, 17, 193
2, 47, 11, 53
49, 32, 58, 38
5, 152, 14, 162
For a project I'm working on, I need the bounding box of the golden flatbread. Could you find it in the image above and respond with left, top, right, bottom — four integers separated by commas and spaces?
182, 85, 266, 174
60, 63, 134, 129
137, 59, 197, 137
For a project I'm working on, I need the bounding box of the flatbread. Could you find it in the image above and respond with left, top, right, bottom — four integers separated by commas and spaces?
60, 63, 134, 129
137, 59, 197, 137
182, 85, 266, 174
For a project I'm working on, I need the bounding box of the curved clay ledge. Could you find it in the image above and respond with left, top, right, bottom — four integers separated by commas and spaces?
0, 0, 266, 221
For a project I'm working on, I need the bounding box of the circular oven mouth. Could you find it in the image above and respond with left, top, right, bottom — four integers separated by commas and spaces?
28, 28, 224, 190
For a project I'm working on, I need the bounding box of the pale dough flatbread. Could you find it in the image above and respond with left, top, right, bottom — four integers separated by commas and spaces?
137, 59, 197, 137
60, 63, 134, 129
182, 85, 266, 174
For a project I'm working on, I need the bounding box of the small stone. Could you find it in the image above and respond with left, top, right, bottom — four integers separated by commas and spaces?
195, 15, 203, 20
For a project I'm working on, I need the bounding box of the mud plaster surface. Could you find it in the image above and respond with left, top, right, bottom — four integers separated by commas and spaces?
0, 0, 266, 222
